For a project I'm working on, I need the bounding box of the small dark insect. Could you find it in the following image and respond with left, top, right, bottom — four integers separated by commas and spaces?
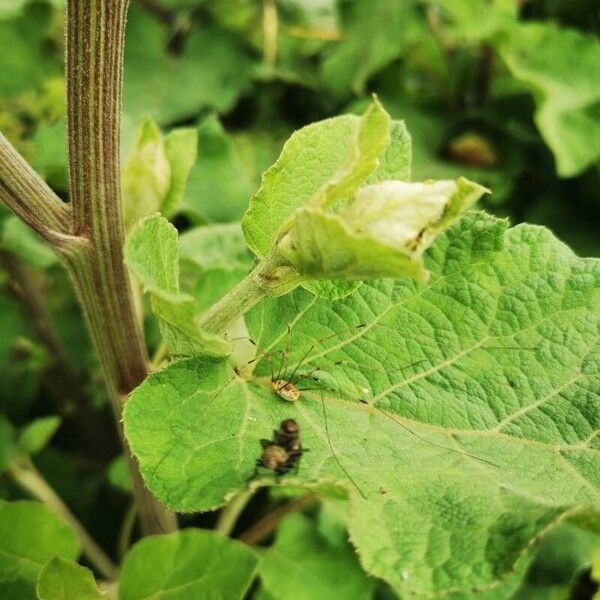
255, 418, 305, 477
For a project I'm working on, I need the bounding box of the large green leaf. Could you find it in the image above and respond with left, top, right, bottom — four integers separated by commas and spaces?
500, 23, 600, 177
258, 513, 373, 600
118, 529, 259, 600
0, 501, 79, 600
124, 211, 600, 596
36, 558, 107, 600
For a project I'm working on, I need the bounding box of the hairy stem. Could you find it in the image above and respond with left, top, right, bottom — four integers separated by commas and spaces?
199, 252, 297, 335
10, 460, 119, 580
0, 134, 72, 244
61, 0, 176, 534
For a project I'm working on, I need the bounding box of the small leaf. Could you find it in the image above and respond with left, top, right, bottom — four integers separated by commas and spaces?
37, 558, 107, 600
119, 529, 259, 600
0, 500, 79, 600
500, 23, 600, 177
341, 177, 488, 253
125, 214, 230, 357
242, 99, 411, 299
107, 455, 132, 494
18, 416, 60, 455
122, 120, 197, 230
259, 513, 373, 600
122, 119, 171, 232
279, 207, 426, 281
162, 127, 198, 217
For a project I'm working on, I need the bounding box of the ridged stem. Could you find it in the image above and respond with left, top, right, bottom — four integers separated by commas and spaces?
64, 0, 177, 535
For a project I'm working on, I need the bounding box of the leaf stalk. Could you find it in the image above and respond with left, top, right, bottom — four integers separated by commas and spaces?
9, 459, 119, 581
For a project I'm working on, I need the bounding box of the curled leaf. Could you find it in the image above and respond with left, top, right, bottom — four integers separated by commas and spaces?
278, 177, 488, 281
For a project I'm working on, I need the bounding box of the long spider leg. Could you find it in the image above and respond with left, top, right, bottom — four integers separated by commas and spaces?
365, 400, 500, 468
301, 385, 499, 469
297, 358, 428, 384
276, 323, 293, 382
363, 323, 538, 353
319, 389, 367, 500
287, 324, 367, 385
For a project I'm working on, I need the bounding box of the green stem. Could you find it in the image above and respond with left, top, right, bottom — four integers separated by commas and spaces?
215, 491, 254, 537
199, 252, 298, 335
238, 493, 319, 545
117, 502, 137, 560
10, 460, 119, 581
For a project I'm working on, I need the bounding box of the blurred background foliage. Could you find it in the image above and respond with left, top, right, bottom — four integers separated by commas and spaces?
0, 1, 599, 597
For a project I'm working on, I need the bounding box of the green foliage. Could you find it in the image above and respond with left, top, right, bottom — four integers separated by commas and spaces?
125, 214, 230, 357
0, 216, 57, 269
500, 23, 600, 176
106, 455, 132, 494
512, 524, 599, 599
37, 558, 107, 600
0, 501, 79, 600
17, 415, 60, 455
122, 118, 197, 230
119, 530, 259, 600
1, 1, 599, 598
179, 115, 265, 224
123, 7, 254, 124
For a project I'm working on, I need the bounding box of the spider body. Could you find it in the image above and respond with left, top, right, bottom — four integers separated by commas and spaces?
271, 379, 300, 402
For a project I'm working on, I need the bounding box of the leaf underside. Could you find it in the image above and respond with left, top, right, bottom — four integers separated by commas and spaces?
124, 212, 600, 596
